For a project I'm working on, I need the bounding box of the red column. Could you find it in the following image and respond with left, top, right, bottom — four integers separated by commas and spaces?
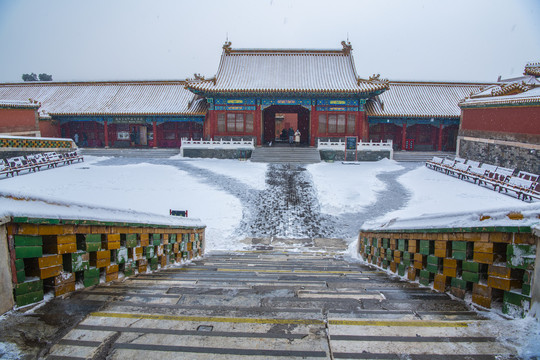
438, 124, 443, 151
152, 121, 158, 148
361, 111, 369, 141
208, 110, 216, 140
254, 105, 261, 146
310, 106, 318, 147
401, 123, 407, 150
104, 120, 109, 148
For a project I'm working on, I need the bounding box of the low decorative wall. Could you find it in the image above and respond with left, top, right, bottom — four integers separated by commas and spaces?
359, 210, 539, 318
0, 135, 76, 160
180, 138, 254, 159
319, 149, 391, 162
2, 217, 205, 311
318, 139, 393, 161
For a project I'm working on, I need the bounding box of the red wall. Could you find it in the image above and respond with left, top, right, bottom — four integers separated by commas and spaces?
39, 119, 61, 137
0, 108, 38, 133
461, 106, 540, 135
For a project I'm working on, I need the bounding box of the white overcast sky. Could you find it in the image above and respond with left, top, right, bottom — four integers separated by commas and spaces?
0, 0, 539, 83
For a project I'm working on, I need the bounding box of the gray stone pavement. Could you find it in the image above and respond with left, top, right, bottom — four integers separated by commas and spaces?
40, 248, 518, 359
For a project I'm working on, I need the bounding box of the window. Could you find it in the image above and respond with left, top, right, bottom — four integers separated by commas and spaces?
318, 114, 326, 133
245, 114, 254, 132
337, 114, 346, 133
347, 114, 356, 134
227, 113, 236, 132
235, 113, 244, 132
217, 114, 226, 132
318, 112, 357, 135
218, 112, 254, 133
328, 115, 337, 133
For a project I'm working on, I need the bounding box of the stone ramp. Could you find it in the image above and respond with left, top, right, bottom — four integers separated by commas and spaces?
45, 249, 518, 359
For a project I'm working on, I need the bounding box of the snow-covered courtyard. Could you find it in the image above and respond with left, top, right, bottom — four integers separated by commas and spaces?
1, 155, 535, 254
2, 155, 540, 359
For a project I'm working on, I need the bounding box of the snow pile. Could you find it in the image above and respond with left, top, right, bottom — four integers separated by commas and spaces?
307, 159, 403, 215
0, 192, 204, 228
187, 158, 268, 191
0, 156, 240, 250
374, 165, 529, 223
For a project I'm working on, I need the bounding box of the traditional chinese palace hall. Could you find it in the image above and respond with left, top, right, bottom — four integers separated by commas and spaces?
0, 42, 486, 151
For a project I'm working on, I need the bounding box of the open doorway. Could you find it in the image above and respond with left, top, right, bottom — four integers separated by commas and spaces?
129, 125, 150, 147
263, 105, 310, 145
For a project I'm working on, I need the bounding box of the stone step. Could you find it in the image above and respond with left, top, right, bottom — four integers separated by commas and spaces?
251, 147, 321, 164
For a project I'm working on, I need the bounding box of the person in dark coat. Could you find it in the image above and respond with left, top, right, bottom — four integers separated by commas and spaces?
288, 127, 294, 145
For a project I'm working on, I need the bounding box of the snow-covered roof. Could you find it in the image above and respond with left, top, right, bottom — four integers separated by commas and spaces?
459, 62, 540, 108
0, 99, 40, 108
366, 82, 487, 118
185, 42, 389, 96
460, 86, 540, 108
0, 192, 205, 229
0, 81, 208, 117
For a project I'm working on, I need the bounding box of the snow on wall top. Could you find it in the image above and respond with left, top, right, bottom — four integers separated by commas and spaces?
0, 81, 208, 117
0, 99, 41, 108
460, 84, 540, 108
0, 192, 205, 229
366, 82, 487, 118
361, 203, 540, 232
186, 43, 390, 95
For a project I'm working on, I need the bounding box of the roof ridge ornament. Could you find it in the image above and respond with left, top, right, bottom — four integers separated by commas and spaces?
524, 61, 540, 77
341, 40, 352, 55
223, 41, 232, 54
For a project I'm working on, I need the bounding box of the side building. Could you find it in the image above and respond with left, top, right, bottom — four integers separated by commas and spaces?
458, 62, 540, 174
0, 81, 207, 148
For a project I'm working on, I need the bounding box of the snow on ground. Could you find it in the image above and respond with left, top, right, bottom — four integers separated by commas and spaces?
372, 164, 533, 224
2, 157, 536, 252
0, 156, 242, 251
307, 158, 403, 215
175, 157, 268, 191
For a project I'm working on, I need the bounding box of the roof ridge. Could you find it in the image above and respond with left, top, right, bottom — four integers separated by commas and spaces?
0, 80, 188, 86
227, 48, 347, 54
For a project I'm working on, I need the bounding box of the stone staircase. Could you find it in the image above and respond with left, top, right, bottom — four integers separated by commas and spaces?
393, 151, 456, 162
80, 148, 180, 158
250, 146, 321, 164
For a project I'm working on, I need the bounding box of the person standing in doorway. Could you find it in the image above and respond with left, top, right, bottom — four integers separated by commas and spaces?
73, 133, 79, 146
288, 127, 294, 146
294, 129, 301, 146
